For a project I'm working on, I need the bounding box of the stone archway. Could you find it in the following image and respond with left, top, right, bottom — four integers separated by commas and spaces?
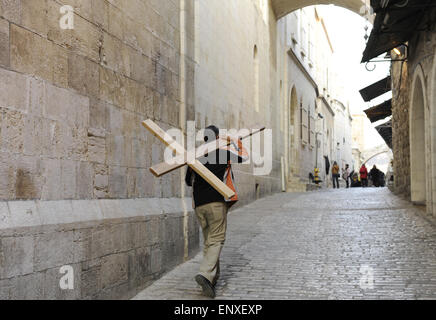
272, 0, 369, 19
410, 70, 427, 205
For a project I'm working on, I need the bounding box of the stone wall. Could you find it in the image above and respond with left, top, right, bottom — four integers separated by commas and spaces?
0, 198, 199, 299
390, 10, 436, 217
391, 59, 410, 197
0, 0, 200, 299
0, 0, 186, 201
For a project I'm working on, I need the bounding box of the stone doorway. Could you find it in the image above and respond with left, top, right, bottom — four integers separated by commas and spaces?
410, 74, 427, 205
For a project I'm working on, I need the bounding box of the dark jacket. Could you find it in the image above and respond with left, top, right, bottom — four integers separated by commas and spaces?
185, 142, 248, 208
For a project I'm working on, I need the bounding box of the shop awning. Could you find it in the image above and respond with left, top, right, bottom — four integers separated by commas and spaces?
375, 119, 392, 149
364, 99, 392, 123
359, 76, 391, 102
362, 0, 434, 62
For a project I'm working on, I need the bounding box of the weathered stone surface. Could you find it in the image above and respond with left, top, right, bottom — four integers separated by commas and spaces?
0, 69, 27, 112
68, 53, 100, 98
134, 189, 436, 300
0, 17, 9, 67
33, 231, 84, 271
10, 24, 68, 87
0, 236, 34, 278
99, 253, 128, 289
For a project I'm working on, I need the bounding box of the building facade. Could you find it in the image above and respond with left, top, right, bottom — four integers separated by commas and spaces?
0, 0, 367, 299
279, 6, 355, 190
362, 1, 436, 218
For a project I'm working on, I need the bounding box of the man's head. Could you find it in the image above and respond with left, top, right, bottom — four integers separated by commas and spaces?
204, 125, 220, 142
346, 164, 349, 169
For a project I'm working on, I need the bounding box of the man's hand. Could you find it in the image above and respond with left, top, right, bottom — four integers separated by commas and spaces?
220, 135, 240, 144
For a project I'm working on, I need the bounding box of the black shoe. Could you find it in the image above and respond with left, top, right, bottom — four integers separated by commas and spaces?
195, 274, 216, 298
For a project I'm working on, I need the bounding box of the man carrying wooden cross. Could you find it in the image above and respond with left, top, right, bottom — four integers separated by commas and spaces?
185, 125, 249, 298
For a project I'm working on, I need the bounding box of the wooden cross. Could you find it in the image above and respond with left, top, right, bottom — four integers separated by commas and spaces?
142, 119, 265, 199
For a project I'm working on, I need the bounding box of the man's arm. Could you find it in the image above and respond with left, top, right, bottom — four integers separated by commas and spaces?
220, 136, 249, 164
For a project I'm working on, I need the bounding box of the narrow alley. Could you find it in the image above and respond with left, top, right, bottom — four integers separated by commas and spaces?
134, 188, 436, 300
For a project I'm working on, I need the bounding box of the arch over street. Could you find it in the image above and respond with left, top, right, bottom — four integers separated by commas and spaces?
272, 0, 370, 19
361, 144, 393, 166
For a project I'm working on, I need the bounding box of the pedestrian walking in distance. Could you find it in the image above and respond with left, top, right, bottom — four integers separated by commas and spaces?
185, 125, 249, 298
343, 164, 350, 188
369, 165, 380, 187
360, 164, 369, 188
332, 161, 340, 189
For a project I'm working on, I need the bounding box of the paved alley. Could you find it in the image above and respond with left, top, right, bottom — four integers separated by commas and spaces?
133, 188, 436, 300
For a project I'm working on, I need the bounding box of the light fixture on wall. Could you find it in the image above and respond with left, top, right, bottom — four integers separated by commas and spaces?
365, 44, 408, 71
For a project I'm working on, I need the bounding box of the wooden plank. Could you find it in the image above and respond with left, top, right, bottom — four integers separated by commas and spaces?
142, 120, 235, 200
150, 126, 266, 177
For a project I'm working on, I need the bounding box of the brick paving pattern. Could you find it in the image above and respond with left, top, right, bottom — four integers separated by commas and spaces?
133, 188, 436, 300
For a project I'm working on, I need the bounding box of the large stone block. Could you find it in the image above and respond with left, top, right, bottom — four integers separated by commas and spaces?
7, 199, 40, 229
0, 272, 45, 299
76, 161, 93, 199
99, 252, 128, 290
0, 151, 17, 200
10, 24, 68, 87
150, 246, 162, 274
34, 230, 85, 272
107, 4, 123, 40
128, 246, 152, 291
61, 160, 77, 199
47, 1, 102, 63
108, 165, 127, 198
41, 158, 61, 200
101, 32, 130, 76
0, 107, 24, 154
68, 53, 100, 98
0, 18, 9, 67
0, 201, 10, 229
19, 0, 48, 36
38, 200, 74, 226
0, 0, 22, 23
99, 66, 127, 108
0, 236, 34, 278
15, 155, 43, 199
88, 135, 106, 164
0, 69, 27, 112
89, 98, 109, 131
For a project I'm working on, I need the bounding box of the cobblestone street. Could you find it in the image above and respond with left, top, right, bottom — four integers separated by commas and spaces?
133, 188, 436, 300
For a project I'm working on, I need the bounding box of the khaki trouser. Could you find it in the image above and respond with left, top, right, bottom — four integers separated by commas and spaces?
195, 202, 228, 285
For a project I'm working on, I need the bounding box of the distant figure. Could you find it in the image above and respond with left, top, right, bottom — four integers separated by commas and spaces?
360, 164, 368, 187
332, 161, 340, 189
369, 165, 380, 187
342, 164, 350, 188
350, 171, 361, 188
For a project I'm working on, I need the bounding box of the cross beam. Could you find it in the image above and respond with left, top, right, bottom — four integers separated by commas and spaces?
142, 119, 235, 200
150, 126, 265, 177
